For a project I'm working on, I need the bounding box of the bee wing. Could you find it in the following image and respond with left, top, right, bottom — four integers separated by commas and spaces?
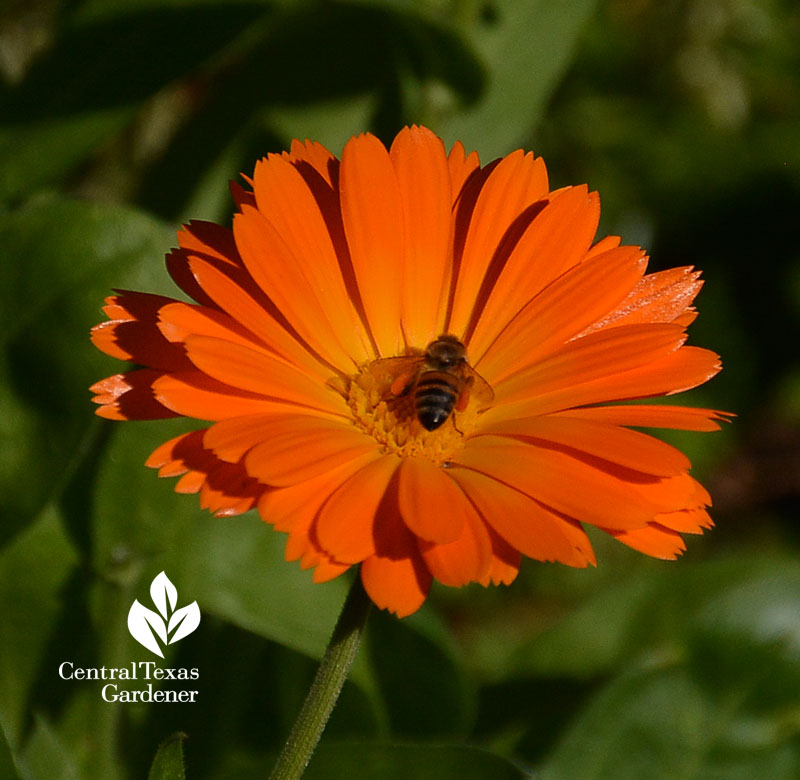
368, 355, 425, 396
465, 365, 495, 409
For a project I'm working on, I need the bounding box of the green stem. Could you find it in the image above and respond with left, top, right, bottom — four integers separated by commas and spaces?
268, 575, 372, 780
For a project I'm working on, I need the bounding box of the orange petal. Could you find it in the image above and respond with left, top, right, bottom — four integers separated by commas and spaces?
468, 186, 601, 352
91, 292, 191, 370
479, 415, 691, 477
146, 429, 263, 515
631, 471, 710, 515
497, 346, 722, 421
480, 528, 522, 586
339, 132, 405, 355
474, 244, 647, 381
606, 523, 688, 559
288, 138, 338, 185
584, 266, 703, 333
656, 506, 713, 533
183, 335, 345, 415
205, 412, 349, 463
360, 498, 432, 617
496, 323, 687, 405
585, 235, 621, 258
454, 436, 664, 531
177, 219, 242, 269
418, 503, 492, 587
315, 455, 400, 564
232, 205, 357, 373
390, 126, 453, 347
258, 453, 377, 534
448, 149, 549, 337
252, 153, 371, 364
159, 293, 329, 382
447, 140, 480, 202
167, 220, 245, 306
152, 371, 302, 421
449, 466, 595, 566
229, 180, 256, 210
91, 370, 178, 420
552, 404, 733, 431
244, 417, 379, 487
397, 458, 468, 543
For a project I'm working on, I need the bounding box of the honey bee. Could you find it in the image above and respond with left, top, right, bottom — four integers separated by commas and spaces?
370, 334, 494, 431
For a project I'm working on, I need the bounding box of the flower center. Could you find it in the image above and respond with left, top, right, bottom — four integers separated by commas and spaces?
346, 360, 483, 465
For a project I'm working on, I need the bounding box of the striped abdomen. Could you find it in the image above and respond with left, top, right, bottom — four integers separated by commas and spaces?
414, 371, 459, 431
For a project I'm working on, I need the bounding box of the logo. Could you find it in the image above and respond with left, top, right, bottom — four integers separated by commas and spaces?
127, 571, 200, 658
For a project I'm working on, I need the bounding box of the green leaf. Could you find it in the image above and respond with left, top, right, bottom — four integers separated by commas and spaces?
304, 741, 529, 780
366, 609, 471, 738
440, 0, 599, 158
688, 563, 800, 712
540, 664, 800, 780
17, 714, 81, 780
0, 506, 77, 747
147, 732, 187, 780
0, 3, 265, 203
0, 197, 172, 548
0, 720, 22, 780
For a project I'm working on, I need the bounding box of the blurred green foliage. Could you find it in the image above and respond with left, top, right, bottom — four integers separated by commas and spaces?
1, 0, 799, 778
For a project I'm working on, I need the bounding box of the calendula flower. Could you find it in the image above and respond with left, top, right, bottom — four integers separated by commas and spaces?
91, 125, 728, 617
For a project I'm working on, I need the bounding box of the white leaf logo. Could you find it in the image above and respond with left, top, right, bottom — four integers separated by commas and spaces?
127, 572, 200, 657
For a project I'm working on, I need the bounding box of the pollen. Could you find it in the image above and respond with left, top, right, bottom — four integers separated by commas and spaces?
346, 363, 480, 465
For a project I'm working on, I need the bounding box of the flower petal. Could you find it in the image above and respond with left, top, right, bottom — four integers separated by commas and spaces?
584, 266, 703, 333
479, 415, 691, 477
145, 429, 264, 517
91, 292, 191, 370
315, 455, 400, 563
152, 371, 298, 421
166, 220, 243, 306
252, 153, 371, 364
495, 346, 722, 420
183, 335, 345, 414
468, 185, 601, 351
553, 404, 733, 431
473, 245, 647, 382
397, 458, 467, 543
448, 149, 549, 336
418, 502, 493, 587
454, 436, 664, 530
495, 323, 687, 405
243, 417, 379, 487
606, 523, 688, 559
447, 140, 480, 202
390, 126, 453, 346
233, 204, 356, 372
339, 132, 405, 355
159, 295, 329, 382
361, 498, 432, 617
256, 454, 372, 534
449, 466, 595, 566
205, 412, 349, 463
91, 370, 178, 420
480, 528, 522, 586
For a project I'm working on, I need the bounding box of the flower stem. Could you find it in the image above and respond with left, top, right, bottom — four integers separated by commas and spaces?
268, 575, 372, 780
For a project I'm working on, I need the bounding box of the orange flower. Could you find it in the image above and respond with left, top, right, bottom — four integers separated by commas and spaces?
91, 126, 729, 617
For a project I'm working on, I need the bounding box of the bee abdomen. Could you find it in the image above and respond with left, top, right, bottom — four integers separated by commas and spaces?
415, 374, 457, 431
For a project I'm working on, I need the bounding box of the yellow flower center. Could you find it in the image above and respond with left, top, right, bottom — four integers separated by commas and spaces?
346, 361, 483, 465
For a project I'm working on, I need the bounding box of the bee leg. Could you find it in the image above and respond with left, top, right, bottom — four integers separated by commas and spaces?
390, 373, 415, 397
454, 387, 471, 413
451, 388, 472, 436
